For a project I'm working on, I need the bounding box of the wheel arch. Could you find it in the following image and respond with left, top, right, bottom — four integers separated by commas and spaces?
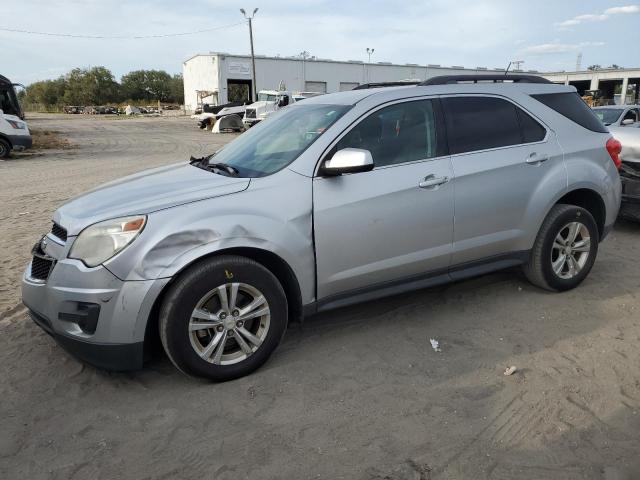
143, 247, 304, 354
554, 188, 606, 239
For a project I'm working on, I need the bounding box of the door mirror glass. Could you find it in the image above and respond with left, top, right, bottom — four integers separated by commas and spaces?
321, 148, 374, 176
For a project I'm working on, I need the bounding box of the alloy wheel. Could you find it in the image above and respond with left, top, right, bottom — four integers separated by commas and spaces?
551, 221, 591, 280
188, 282, 270, 365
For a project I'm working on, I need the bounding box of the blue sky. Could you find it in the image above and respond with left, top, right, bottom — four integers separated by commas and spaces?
3, 0, 640, 85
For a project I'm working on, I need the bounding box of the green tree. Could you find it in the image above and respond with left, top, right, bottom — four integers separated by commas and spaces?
63, 67, 119, 105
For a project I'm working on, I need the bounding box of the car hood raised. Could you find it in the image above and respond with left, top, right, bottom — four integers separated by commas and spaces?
54, 163, 250, 236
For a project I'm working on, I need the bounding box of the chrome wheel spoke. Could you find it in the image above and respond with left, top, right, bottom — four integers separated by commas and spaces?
228, 282, 239, 311
572, 238, 591, 252
239, 306, 270, 321
190, 321, 220, 332
234, 329, 253, 354
200, 331, 225, 359
217, 285, 229, 312
554, 232, 567, 247
552, 253, 567, 275
237, 326, 263, 347
567, 222, 581, 243
192, 308, 218, 321
239, 295, 266, 317
211, 331, 228, 364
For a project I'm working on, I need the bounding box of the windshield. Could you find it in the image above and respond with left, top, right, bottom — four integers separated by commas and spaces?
207, 104, 350, 177
593, 108, 623, 125
0, 87, 22, 118
258, 93, 277, 102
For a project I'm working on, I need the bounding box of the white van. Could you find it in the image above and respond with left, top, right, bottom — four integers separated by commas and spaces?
0, 74, 32, 158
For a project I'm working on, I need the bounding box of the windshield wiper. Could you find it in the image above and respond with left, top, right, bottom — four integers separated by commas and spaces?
208, 163, 239, 177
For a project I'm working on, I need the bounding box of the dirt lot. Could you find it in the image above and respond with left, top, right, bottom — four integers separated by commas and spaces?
1, 114, 640, 480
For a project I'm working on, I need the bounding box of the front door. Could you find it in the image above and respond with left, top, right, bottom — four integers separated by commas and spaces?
313, 98, 454, 300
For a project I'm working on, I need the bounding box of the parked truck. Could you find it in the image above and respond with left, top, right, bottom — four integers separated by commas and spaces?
0, 74, 32, 158
242, 90, 321, 128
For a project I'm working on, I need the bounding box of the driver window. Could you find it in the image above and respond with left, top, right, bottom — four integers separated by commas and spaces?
623, 110, 637, 122
335, 100, 439, 167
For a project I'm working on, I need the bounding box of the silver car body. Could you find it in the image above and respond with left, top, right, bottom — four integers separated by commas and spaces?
22, 81, 622, 369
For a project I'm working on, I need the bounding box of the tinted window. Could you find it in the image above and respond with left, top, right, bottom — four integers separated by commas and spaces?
517, 108, 546, 143
335, 99, 440, 167
442, 96, 522, 155
531, 92, 608, 133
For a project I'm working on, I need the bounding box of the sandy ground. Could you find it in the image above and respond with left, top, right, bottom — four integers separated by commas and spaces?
1, 114, 640, 480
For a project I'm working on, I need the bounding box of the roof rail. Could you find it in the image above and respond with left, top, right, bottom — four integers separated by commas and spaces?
419, 74, 552, 86
353, 81, 421, 90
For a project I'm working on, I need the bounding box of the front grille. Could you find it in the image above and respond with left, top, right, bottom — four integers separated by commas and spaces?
51, 223, 67, 242
245, 108, 256, 119
30, 241, 55, 281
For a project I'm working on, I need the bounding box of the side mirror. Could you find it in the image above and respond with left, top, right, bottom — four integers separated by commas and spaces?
320, 148, 374, 176
622, 118, 635, 126
278, 96, 289, 107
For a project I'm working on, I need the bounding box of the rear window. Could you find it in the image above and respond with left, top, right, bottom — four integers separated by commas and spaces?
442, 96, 539, 155
531, 92, 608, 133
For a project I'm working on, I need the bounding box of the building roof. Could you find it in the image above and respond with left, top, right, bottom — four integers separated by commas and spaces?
183, 52, 505, 72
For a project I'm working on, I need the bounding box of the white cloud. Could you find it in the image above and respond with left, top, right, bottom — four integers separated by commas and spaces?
604, 5, 640, 14
556, 4, 639, 28
520, 41, 605, 56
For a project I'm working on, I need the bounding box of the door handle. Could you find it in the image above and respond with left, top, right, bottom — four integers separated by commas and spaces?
525, 152, 549, 164
419, 175, 449, 189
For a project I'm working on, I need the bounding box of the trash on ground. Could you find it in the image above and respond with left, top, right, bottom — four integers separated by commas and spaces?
504, 366, 517, 376
429, 338, 441, 352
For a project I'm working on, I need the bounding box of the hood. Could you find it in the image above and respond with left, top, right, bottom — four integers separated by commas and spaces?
54, 162, 250, 235
246, 101, 274, 112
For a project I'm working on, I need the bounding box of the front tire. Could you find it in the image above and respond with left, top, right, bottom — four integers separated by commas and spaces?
524, 204, 599, 291
159, 255, 288, 381
0, 138, 11, 158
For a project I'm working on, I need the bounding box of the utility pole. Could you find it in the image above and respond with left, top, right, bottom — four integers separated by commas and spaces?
240, 8, 259, 102
511, 59, 524, 71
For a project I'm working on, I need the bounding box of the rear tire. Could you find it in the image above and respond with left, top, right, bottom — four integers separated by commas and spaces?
159, 255, 288, 381
0, 138, 11, 158
524, 204, 599, 291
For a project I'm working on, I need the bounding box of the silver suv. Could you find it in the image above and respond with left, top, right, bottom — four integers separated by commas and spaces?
22, 75, 622, 381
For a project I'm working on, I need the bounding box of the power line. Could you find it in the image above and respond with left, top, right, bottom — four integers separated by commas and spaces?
0, 21, 245, 39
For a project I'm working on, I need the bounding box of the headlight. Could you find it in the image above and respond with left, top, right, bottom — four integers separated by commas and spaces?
69, 216, 146, 267
7, 119, 26, 129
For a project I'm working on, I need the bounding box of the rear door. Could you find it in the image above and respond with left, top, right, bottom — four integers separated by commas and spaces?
313, 98, 454, 300
441, 95, 564, 265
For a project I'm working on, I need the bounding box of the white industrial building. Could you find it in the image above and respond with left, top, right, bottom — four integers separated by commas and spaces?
182, 52, 507, 112
183, 52, 640, 111
542, 68, 640, 105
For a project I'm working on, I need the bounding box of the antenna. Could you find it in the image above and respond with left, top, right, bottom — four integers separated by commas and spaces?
505, 61, 512, 75
576, 52, 583, 71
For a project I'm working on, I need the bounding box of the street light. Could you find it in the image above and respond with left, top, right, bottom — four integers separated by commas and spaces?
240, 8, 259, 102
299, 50, 310, 90
366, 48, 375, 83
366, 47, 375, 63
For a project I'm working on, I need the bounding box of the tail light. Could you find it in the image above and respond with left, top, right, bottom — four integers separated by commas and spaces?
606, 137, 622, 170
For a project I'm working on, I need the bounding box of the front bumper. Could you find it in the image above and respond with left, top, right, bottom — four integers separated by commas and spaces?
22, 246, 169, 371
28, 309, 144, 371
8, 132, 33, 150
